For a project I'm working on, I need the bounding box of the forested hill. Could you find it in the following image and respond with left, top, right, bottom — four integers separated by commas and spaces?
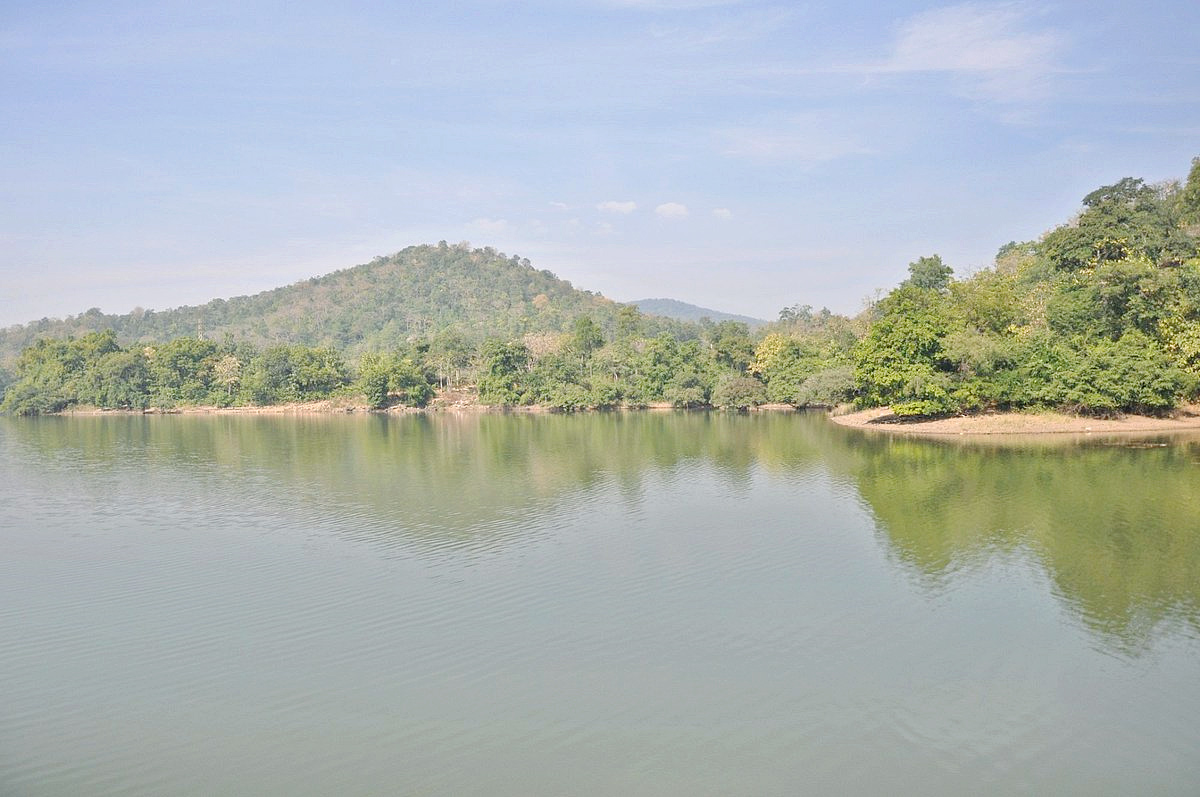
0, 243, 685, 365
629, 298, 766, 329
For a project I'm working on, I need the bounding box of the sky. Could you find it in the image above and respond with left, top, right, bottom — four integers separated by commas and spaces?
2, 0, 1199, 327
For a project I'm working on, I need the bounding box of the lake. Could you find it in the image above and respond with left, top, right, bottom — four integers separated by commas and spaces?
2, 412, 1198, 795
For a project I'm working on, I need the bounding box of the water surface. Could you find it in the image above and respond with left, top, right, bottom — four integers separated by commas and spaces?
2, 412, 1198, 795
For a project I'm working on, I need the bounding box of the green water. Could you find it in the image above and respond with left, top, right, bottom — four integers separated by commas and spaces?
1, 412, 1198, 795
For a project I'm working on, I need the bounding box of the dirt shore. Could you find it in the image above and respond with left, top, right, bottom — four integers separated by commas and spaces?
55, 399, 1200, 437
829, 405, 1200, 436
59, 399, 369, 416
57, 397, 795, 416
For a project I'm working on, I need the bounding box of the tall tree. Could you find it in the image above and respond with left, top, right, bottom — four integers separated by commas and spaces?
903, 255, 953, 292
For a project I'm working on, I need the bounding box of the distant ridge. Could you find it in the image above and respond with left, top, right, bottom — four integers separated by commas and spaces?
0, 244, 691, 365
630, 298, 766, 329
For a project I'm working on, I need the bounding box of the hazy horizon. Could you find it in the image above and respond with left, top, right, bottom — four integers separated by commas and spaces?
3, 0, 1198, 327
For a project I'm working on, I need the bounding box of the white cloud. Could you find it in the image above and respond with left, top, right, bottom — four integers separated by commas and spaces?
595, 221, 616, 236
548, 201, 570, 210
889, 3, 1054, 72
879, 2, 1063, 103
712, 207, 732, 219
655, 202, 689, 218
597, 200, 637, 214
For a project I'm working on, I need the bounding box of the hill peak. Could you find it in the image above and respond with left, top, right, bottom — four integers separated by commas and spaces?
0, 244, 630, 364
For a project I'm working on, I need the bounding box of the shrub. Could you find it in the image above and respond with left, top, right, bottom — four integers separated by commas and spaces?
711, 375, 766, 411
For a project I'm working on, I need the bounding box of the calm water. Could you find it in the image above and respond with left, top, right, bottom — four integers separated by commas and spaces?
2, 412, 1199, 795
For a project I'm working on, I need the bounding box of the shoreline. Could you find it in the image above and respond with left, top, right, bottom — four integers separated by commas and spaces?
52, 398, 805, 417
829, 405, 1200, 436
45, 400, 1200, 438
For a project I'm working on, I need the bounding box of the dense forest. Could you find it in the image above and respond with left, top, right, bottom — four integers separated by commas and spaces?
3, 157, 1199, 418
853, 159, 1200, 416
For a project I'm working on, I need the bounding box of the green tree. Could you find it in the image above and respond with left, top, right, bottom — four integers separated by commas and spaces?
1054, 331, 1191, 415
147, 337, 219, 406
711, 374, 766, 410
357, 354, 393, 409
79, 349, 150, 409
477, 340, 530, 405
950, 269, 1022, 334
357, 353, 433, 408
615, 305, 643, 340
289, 346, 349, 398
427, 330, 473, 389
1181, 157, 1200, 227
242, 345, 348, 404
570, 316, 604, 356
705, 321, 754, 372
750, 333, 822, 404
213, 354, 242, 402
569, 316, 605, 378
1042, 176, 1194, 270
903, 254, 953, 292
795, 365, 856, 406
852, 286, 961, 416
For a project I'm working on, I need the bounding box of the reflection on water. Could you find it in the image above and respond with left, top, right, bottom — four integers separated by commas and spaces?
3, 412, 828, 549
10, 412, 1197, 651
826, 428, 1200, 652
2, 412, 1199, 795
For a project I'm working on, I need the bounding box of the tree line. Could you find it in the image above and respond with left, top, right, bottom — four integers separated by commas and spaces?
0, 307, 855, 415
3, 156, 1199, 418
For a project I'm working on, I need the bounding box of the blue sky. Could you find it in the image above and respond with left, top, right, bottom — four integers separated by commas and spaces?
2, 0, 1198, 327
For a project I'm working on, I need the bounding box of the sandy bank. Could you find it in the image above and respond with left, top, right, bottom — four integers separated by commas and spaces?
830, 405, 1200, 437
60, 401, 370, 416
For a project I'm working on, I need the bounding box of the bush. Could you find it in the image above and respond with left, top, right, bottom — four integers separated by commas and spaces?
665, 384, 708, 409
477, 340, 530, 406
1063, 332, 1189, 415
888, 366, 956, 417
359, 353, 435, 408
796, 365, 855, 407
590, 381, 624, 410
711, 375, 766, 411
544, 383, 592, 412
